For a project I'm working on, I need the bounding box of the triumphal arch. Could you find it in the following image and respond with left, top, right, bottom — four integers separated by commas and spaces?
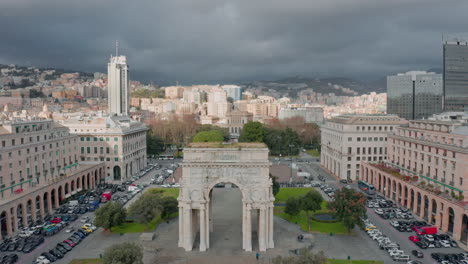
177, 142, 274, 252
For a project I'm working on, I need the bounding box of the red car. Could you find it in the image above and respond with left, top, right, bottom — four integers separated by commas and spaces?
409, 235, 421, 242
50, 218, 62, 224
63, 239, 76, 247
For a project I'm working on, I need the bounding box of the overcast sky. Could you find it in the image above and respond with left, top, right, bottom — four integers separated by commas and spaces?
1, 0, 467, 84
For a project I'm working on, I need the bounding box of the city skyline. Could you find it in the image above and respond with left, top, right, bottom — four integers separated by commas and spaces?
1, 1, 468, 84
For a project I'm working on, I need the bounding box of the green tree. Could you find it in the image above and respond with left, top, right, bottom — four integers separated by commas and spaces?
94, 202, 126, 231
197, 125, 230, 141
272, 245, 326, 264
161, 196, 178, 219
281, 127, 302, 155
192, 130, 224, 142
301, 190, 323, 231
239, 121, 266, 142
103, 242, 143, 264
328, 187, 366, 232
270, 174, 280, 196
284, 197, 301, 216
147, 130, 165, 155
128, 193, 163, 224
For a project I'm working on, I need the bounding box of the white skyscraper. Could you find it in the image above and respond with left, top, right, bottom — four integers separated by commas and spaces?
107, 55, 129, 115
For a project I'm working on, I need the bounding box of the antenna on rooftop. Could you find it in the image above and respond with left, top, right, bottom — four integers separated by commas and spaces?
115, 40, 119, 57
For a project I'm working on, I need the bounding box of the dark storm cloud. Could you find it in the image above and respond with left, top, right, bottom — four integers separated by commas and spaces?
0, 0, 467, 84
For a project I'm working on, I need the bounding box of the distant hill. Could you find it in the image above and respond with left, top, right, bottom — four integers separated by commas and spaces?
243, 76, 386, 98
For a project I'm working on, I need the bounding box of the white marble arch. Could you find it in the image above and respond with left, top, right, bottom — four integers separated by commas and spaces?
177, 142, 274, 252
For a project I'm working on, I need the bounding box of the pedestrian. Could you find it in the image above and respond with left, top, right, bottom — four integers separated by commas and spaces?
256, 252, 260, 261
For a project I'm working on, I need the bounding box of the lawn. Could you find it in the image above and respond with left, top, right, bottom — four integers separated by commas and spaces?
69, 259, 102, 264
327, 260, 383, 264
274, 188, 351, 235
275, 188, 314, 203
306, 149, 321, 157
111, 212, 178, 233
147, 188, 179, 198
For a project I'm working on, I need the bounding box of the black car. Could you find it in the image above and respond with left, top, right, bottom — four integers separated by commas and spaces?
73, 231, 86, 238
69, 236, 80, 244
2, 254, 18, 264
76, 229, 88, 236
7, 243, 16, 252
431, 253, 443, 261
0, 242, 9, 252
415, 241, 428, 249
49, 249, 64, 259
22, 243, 35, 253
58, 242, 72, 251
55, 245, 68, 254
15, 242, 25, 252
412, 250, 424, 258
41, 252, 57, 262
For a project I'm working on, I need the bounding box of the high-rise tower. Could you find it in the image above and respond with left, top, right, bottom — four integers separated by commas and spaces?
107, 55, 129, 115
443, 40, 468, 112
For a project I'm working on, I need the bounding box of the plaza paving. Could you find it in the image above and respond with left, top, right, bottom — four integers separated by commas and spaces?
55, 186, 390, 264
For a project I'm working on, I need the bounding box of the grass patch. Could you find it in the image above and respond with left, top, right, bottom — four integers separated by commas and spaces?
147, 188, 179, 198
69, 259, 103, 264
275, 188, 351, 235
111, 212, 178, 233
327, 260, 383, 264
275, 188, 314, 203
276, 206, 350, 234
306, 149, 321, 157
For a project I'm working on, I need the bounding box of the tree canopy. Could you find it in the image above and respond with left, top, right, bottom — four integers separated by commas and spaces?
328, 187, 367, 232
301, 190, 324, 231
131, 88, 165, 98
94, 202, 126, 230
239, 121, 266, 142
103, 242, 143, 264
192, 130, 224, 142
128, 192, 178, 224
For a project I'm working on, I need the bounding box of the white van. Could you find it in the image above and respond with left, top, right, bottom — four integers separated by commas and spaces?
392, 255, 410, 262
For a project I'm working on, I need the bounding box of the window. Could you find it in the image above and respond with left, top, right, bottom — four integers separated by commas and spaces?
348, 137, 352, 142
80, 138, 84, 142
114, 137, 118, 141
94, 138, 98, 141
106, 137, 110, 142
357, 137, 361, 142
87, 147, 91, 154
86, 137, 90, 141
347, 164, 351, 169
114, 158, 119, 162
347, 157, 351, 161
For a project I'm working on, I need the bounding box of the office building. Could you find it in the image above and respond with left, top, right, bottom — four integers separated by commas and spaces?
279, 107, 324, 123
107, 55, 129, 115
387, 71, 443, 120
443, 41, 468, 112
320, 114, 407, 180
361, 117, 468, 244
222, 85, 242, 101
59, 114, 148, 183
0, 118, 105, 239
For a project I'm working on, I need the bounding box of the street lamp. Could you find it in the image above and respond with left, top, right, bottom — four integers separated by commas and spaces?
289, 144, 295, 183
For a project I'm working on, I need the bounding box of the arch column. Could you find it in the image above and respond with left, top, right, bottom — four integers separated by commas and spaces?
5, 210, 12, 236
21, 202, 28, 227
181, 205, 193, 251
46, 193, 52, 214
199, 205, 207, 252
11, 208, 18, 233
38, 197, 45, 218
54, 191, 60, 208
258, 207, 267, 251
268, 204, 274, 249
242, 202, 252, 251
420, 197, 426, 219
30, 200, 37, 222
84, 176, 88, 190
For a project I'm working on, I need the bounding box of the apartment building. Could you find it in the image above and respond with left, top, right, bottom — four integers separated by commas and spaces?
60, 114, 148, 183
361, 114, 468, 244
320, 114, 407, 180
0, 118, 105, 239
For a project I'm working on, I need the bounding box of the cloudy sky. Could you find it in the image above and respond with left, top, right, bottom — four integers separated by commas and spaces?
0, 0, 467, 84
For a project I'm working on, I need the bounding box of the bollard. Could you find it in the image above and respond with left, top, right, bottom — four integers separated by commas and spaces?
330, 232, 333, 236
347, 256, 351, 260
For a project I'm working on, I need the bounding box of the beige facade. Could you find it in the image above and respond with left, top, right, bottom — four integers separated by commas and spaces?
165, 86, 185, 99
178, 143, 274, 252
361, 117, 468, 244
218, 111, 253, 138
320, 114, 408, 180
0, 118, 105, 238
59, 115, 148, 183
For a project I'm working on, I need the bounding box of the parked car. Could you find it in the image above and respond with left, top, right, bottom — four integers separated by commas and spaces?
411, 250, 424, 258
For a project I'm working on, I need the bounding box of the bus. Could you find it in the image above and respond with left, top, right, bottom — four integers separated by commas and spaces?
358, 180, 376, 195
159, 154, 174, 160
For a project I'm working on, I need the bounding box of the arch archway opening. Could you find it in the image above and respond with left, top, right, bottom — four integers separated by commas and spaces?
0, 211, 7, 238
448, 207, 455, 234
461, 215, 468, 245
113, 166, 122, 181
